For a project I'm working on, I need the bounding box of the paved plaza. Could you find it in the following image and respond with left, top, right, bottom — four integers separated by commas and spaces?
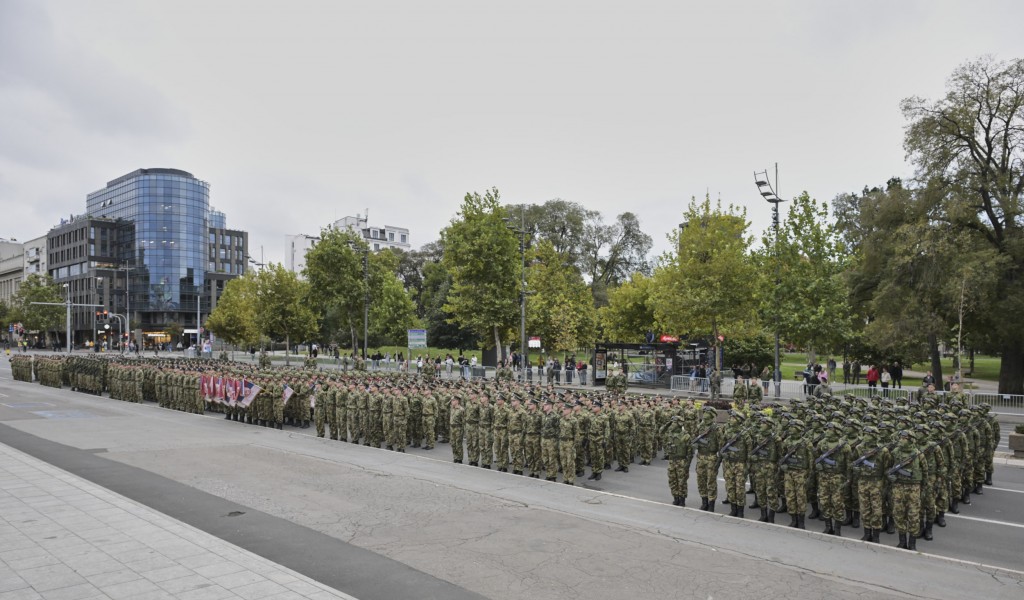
0, 442, 356, 600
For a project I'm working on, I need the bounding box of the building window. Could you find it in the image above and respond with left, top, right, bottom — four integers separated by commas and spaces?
401, 234, 407, 243
210, 233, 216, 244
209, 262, 215, 272
373, 243, 379, 251
389, 232, 395, 241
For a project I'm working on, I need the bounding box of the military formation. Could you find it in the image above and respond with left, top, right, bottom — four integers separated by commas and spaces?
6, 354, 1001, 551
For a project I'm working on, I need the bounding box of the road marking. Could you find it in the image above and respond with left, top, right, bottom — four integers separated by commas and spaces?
0, 392, 9, 397
985, 486, 1024, 494
948, 514, 1024, 529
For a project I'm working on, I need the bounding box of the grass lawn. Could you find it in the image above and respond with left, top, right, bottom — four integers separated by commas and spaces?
780, 352, 999, 384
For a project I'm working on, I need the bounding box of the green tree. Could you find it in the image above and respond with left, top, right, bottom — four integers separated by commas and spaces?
255, 263, 318, 364
525, 240, 598, 353
901, 56, 1024, 393
598, 272, 655, 343
442, 188, 519, 360
420, 258, 478, 350
367, 249, 417, 346
205, 273, 260, 356
762, 192, 854, 361
303, 227, 368, 352
164, 321, 184, 348
651, 195, 758, 368
9, 275, 64, 345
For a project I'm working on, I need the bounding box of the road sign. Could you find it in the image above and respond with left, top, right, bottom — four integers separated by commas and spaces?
407, 329, 427, 349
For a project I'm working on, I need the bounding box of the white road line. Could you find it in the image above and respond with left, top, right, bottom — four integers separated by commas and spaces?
985, 486, 1024, 494
0, 392, 9, 397
947, 514, 1024, 529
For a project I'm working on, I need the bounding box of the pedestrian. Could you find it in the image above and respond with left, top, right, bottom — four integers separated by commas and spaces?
880, 367, 891, 397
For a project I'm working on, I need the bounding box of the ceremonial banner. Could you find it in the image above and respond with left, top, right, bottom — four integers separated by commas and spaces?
240, 380, 261, 407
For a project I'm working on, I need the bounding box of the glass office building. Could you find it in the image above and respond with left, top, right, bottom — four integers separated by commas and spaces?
40, 168, 249, 348
86, 168, 209, 331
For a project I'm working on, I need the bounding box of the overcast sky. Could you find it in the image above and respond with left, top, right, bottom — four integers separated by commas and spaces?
3, 0, 1024, 266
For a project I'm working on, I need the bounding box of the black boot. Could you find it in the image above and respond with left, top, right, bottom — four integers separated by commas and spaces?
907, 535, 917, 551
723, 497, 731, 505
708, 500, 716, 513
678, 497, 685, 507
834, 522, 841, 537
897, 533, 907, 549
935, 512, 946, 527
808, 502, 821, 520
766, 510, 775, 524
842, 509, 853, 526
700, 497, 709, 511
788, 514, 798, 527
778, 498, 788, 514
886, 515, 896, 535
950, 500, 959, 514
277, 422, 283, 430
587, 472, 597, 480
729, 504, 738, 517
851, 511, 860, 529
923, 522, 933, 541
860, 527, 871, 541
974, 483, 984, 495
871, 528, 880, 543
302, 420, 310, 429
738, 507, 745, 519
749, 495, 760, 509
917, 518, 926, 539
985, 473, 993, 486
593, 472, 601, 481
796, 514, 806, 529
759, 507, 768, 522
823, 518, 833, 535
673, 496, 681, 506
961, 489, 971, 504
224, 413, 232, 420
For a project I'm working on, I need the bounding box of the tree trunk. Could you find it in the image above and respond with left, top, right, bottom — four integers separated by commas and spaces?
928, 332, 943, 389
285, 334, 291, 366
998, 341, 1024, 394
351, 326, 358, 355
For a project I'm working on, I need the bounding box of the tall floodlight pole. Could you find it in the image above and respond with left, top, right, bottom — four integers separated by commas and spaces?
755, 164, 786, 398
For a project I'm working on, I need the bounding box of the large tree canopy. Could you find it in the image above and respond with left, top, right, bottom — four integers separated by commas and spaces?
901, 56, 1024, 392
442, 188, 520, 358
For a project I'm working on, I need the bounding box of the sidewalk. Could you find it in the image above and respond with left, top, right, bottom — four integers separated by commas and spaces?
0, 442, 356, 600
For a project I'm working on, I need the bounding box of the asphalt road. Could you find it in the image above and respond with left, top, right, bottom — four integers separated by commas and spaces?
0, 358, 1022, 600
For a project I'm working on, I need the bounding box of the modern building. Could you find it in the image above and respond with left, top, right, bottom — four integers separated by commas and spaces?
0, 238, 23, 306
46, 168, 249, 348
22, 235, 47, 280
284, 233, 319, 276
285, 213, 410, 277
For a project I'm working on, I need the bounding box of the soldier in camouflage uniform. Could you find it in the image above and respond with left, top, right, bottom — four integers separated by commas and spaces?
814, 421, 850, 536
492, 394, 510, 471
851, 425, 890, 543
779, 418, 812, 529
587, 401, 610, 481
525, 399, 543, 477
661, 415, 692, 506
449, 396, 465, 463
478, 393, 494, 469
541, 399, 560, 481
421, 386, 437, 450
748, 415, 779, 522
557, 403, 578, 485
888, 429, 922, 550
693, 406, 721, 512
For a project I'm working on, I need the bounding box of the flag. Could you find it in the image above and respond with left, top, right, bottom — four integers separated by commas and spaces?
240, 380, 261, 407
282, 384, 294, 405
227, 379, 240, 407
309, 381, 318, 409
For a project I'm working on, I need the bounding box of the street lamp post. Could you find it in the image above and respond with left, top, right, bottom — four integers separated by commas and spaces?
505, 208, 529, 381
32, 283, 103, 353
755, 163, 786, 398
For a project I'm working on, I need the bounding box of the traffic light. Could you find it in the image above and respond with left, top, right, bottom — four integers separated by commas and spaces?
94, 310, 109, 323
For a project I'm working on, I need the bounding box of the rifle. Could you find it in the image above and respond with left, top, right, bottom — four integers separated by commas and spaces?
750, 434, 775, 459
715, 424, 756, 469
885, 449, 924, 480
691, 426, 715, 448
851, 441, 896, 470
814, 441, 847, 468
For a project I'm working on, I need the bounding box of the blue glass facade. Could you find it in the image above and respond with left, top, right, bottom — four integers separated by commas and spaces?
86, 169, 210, 329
